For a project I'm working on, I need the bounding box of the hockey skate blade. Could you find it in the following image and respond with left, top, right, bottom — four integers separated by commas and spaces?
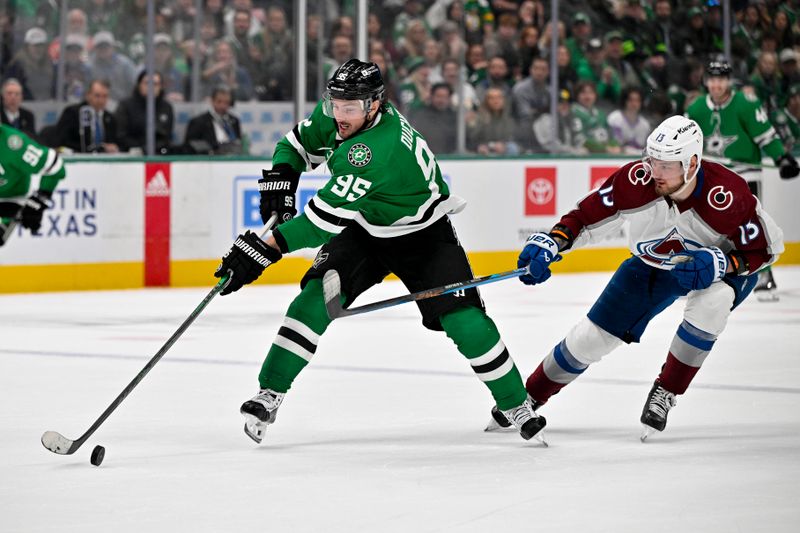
242, 414, 267, 444
756, 291, 779, 302
484, 417, 515, 433
534, 432, 549, 447
41, 431, 76, 455
640, 425, 658, 442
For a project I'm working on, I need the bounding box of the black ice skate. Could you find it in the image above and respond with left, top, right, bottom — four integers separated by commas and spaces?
754, 268, 779, 302
240, 389, 285, 443
640, 380, 677, 442
485, 398, 543, 432
488, 396, 547, 445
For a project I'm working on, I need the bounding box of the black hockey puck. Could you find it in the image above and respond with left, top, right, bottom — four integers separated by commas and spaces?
90, 445, 105, 466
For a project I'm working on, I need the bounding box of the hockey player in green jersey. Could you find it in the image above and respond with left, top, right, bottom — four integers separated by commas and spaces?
0, 123, 66, 246
686, 60, 799, 300
214, 59, 546, 444
771, 84, 800, 155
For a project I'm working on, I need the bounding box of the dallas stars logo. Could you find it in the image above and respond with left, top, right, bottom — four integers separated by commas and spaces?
347, 143, 371, 167
705, 113, 737, 157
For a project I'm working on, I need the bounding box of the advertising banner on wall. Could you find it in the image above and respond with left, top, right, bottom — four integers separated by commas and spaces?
1, 162, 144, 265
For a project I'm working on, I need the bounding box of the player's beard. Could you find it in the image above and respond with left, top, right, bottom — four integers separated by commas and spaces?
654, 179, 684, 197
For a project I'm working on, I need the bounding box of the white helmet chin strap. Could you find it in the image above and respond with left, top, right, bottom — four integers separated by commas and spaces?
670, 157, 699, 197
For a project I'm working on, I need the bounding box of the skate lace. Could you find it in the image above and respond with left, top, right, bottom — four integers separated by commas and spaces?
254, 389, 285, 410
649, 387, 677, 418
503, 400, 536, 429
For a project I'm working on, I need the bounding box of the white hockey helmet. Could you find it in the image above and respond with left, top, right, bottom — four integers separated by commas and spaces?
644, 115, 703, 183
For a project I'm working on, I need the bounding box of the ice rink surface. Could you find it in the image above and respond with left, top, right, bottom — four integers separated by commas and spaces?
2, 267, 799, 532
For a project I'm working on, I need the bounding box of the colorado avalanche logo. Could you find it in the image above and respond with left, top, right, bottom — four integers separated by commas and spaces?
628, 162, 652, 186
636, 228, 702, 268
707, 185, 733, 211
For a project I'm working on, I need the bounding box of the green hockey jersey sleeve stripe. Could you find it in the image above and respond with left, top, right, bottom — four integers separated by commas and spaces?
39, 149, 65, 192
354, 194, 466, 238
305, 197, 351, 234
286, 126, 327, 170
753, 127, 779, 147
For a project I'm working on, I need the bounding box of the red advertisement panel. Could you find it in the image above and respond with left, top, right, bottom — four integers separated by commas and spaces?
144, 162, 171, 286
590, 166, 618, 192
524, 167, 557, 216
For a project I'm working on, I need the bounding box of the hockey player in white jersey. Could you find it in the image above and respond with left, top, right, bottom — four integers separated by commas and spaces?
488, 115, 784, 440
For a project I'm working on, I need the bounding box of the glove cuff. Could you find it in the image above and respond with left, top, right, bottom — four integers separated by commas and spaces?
707, 246, 728, 282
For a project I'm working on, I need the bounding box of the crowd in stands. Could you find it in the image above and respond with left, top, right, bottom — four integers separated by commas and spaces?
1, 0, 799, 155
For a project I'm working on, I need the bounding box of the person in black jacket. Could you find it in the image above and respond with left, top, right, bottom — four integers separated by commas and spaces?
1, 79, 37, 138
183, 85, 244, 154
115, 70, 174, 153
52, 79, 120, 153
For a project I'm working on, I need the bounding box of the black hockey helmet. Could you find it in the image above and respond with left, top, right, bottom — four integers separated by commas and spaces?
706, 59, 732, 78
323, 58, 385, 117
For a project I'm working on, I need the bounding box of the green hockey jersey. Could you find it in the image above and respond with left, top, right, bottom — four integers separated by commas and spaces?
771, 107, 800, 155
570, 103, 616, 153
271, 102, 465, 253
685, 90, 784, 165
0, 124, 65, 199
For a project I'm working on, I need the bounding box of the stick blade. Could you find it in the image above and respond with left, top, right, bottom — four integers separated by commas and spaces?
322, 270, 345, 319
41, 431, 77, 455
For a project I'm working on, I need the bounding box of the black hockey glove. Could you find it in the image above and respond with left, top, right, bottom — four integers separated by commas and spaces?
777, 153, 799, 179
20, 190, 52, 233
214, 231, 282, 296
258, 164, 301, 228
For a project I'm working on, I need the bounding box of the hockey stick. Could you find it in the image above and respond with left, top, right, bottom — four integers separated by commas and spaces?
0, 202, 22, 247
41, 214, 278, 456
323, 266, 530, 320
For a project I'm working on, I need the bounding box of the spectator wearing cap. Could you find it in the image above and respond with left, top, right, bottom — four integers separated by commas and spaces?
779, 48, 800, 103
675, 7, 720, 62
53, 79, 120, 153
639, 45, 671, 94
152, 34, 186, 103
750, 51, 782, 113
408, 82, 457, 154
60, 34, 92, 101
398, 56, 431, 114
771, 84, 800, 154
565, 12, 592, 71
184, 85, 243, 155
603, 31, 639, 90
468, 87, 520, 156
532, 88, 586, 155
4, 27, 54, 100
0, 79, 36, 138
607, 86, 651, 155
88, 31, 137, 102
511, 56, 550, 127
576, 37, 621, 109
